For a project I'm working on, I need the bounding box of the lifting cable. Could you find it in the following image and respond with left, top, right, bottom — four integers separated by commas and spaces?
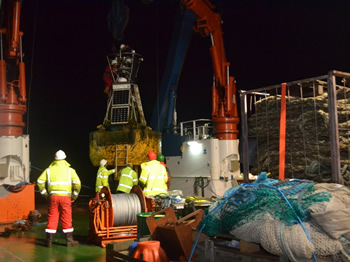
111, 193, 141, 226
25, 0, 39, 134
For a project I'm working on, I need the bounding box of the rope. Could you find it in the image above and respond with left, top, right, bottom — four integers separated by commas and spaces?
188, 181, 318, 262
111, 193, 141, 226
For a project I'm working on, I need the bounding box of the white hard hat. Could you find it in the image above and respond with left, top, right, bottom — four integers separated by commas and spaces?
100, 159, 107, 167
55, 150, 66, 160
120, 44, 125, 49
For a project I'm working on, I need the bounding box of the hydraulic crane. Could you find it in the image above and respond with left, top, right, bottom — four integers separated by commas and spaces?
162, 0, 240, 197
184, 0, 239, 140
0, 0, 35, 227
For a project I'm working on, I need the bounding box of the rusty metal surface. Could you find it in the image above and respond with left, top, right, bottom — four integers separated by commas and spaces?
146, 207, 204, 261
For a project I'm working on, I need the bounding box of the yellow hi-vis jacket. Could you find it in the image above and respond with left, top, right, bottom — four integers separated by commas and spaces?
116, 166, 138, 193
37, 160, 81, 200
95, 166, 115, 192
139, 160, 168, 196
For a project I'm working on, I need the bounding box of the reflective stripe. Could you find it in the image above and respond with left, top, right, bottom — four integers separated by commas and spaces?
40, 189, 47, 194
72, 180, 80, 184
47, 167, 72, 186
119, 183, 132, 189
62, 228, 74, 233
37, 179, 45, 183
73, 191, 78, 196
49, 181, 71, 186
139, 175, 147, 181
144, 188, 167, 192
149, 175, 166, 180
45, 229, 57, 233
97, 186, 103, 189
97, 174, 109, 179
49, 191, 71, 195
121, 170, 133, 179
133, 179, 138, 182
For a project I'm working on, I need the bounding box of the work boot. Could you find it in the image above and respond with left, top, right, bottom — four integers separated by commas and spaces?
46, 233, 53, 248
65, 232, 79, 247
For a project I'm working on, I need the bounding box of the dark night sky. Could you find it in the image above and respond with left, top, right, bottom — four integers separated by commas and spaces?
18, 0, 350, 192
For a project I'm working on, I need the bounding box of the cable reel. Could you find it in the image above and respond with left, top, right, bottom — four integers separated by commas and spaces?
89, 185, 147, 247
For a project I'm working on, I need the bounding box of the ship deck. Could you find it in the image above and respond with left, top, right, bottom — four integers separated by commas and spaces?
0, 199, 106, 262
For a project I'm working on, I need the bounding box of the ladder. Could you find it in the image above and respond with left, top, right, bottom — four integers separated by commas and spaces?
115, 144, 130, 177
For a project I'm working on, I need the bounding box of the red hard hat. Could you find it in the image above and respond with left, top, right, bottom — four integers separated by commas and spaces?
147, 151, 157, 160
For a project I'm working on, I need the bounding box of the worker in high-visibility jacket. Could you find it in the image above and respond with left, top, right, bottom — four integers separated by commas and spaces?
157, 154, 171, 189
36, 150, 81, 248
95, 159, 116, 193
139, 151, 168, 196
116, 163, 138, 193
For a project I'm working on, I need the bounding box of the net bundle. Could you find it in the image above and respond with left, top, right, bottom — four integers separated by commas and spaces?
201, 175, 350, 261
248, 89, 350, 186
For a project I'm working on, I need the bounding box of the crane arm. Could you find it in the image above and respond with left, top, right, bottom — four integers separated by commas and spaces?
184, 0, 239, 140
150, 8, 196, 132
0, 0, 27, 136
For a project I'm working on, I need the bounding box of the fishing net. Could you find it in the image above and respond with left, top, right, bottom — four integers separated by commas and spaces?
200, 175, 350, 261
248, 90, 350, 187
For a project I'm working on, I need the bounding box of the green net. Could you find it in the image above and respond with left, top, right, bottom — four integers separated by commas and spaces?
202, 177, 331, 237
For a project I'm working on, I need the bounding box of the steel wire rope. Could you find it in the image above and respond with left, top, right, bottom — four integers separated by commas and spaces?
299, 83, 308, 170
342, 78, 350, 173
111, 193, 141, 226
311, 81, 321, 179
25, 0, 38, 135
254, 94, 260, 172
286, 86, 294, 178
188, 181, 318, 262
153, 5, 160, 132
265, 90, 270, 173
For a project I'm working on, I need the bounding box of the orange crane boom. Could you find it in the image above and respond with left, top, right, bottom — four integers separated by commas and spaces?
0, 0, 27, 136
184, 0, 239, 140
